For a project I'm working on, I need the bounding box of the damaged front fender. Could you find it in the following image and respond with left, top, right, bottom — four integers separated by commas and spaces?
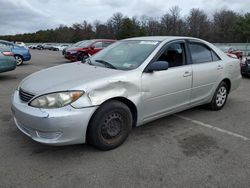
71, 79, 140, 108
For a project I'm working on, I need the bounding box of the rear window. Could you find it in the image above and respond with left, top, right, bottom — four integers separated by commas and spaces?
189, 43, 221, 64
189, 43, 212, 64
0, 46, 11, 52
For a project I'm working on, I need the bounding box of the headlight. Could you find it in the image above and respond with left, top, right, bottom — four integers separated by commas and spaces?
29, 91, 84, 109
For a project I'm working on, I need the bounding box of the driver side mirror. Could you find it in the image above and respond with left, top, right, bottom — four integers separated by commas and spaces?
90, 46, 95, 50
145, 61, 169, 73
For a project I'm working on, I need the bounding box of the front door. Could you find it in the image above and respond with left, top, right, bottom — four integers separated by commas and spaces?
141, 41, 192, 121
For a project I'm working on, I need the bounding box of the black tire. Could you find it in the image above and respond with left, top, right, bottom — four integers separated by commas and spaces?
208, 81, 229, 111
14, 55, 23, 66
87, 100, 132, 150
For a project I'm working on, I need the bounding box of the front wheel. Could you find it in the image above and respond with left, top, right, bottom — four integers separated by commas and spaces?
208, 81, 229, 111
87, 100, 132, 150
14, 55, 23, 66
77, 52, 90, 61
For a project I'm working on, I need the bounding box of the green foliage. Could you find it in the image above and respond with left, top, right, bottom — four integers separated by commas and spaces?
234, 13, 250, 42
0, 9, 249, 43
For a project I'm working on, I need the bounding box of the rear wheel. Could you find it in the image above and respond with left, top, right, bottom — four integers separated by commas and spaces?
87, 100, 132, 150
208, 81, 229, 110
14, 55, 23, 66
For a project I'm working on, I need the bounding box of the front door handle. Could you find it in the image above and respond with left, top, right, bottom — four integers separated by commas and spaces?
217, 65, 223, 70
183, 71, 192, 77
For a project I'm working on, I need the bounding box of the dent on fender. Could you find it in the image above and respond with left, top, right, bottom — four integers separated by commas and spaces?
88, 80, 140, 105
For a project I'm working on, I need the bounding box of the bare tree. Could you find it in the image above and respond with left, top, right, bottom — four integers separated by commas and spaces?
213, 9, 239, 42
186, 8, 211, 39
110, 12, 124, 39
161, 6, 185, 35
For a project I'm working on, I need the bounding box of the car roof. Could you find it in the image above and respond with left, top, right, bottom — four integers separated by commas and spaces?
0, 40, 14, 45
123, 36, 203, 42
91, 39, 116, 42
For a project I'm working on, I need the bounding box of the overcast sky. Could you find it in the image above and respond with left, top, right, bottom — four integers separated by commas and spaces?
0, 0, 249, 35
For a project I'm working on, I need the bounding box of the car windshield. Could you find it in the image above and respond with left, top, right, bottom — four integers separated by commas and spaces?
78, 40, 94, 48
88, 40, 160, 70
72, 41, 85, 47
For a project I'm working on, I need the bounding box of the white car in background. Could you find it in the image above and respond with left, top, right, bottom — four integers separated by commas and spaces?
51, 44, 71, 51
15, 42, 28, 49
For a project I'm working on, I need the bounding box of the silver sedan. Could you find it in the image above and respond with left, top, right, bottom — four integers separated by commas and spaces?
11, 36, 241, 150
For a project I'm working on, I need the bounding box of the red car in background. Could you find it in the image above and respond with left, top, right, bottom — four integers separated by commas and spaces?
64, 39, 116, 61
227, 47, 243, 60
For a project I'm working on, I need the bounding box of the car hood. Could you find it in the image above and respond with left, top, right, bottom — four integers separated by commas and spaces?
19, 62, 122, 95
66, 47, 87, 52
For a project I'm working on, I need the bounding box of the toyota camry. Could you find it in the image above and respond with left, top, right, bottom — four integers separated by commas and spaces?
11, 36, 241, 150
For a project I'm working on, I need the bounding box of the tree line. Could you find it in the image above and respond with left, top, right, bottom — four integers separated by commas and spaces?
1, 7, 250, 43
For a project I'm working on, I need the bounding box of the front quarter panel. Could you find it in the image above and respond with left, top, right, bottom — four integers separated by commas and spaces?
71, 70, 142, 108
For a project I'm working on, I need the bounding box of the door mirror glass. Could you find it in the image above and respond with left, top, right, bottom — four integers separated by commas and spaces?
146, 61, 169, 73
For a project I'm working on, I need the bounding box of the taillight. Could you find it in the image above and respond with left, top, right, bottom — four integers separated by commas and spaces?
2, 51, 13, 56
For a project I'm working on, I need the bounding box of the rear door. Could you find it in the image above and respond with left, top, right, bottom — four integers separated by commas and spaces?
188, 41, 223, 104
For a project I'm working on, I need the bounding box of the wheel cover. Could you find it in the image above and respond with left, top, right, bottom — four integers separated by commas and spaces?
101, 112, 124, 141
15, 56, 22, 65
216, 86, 227, 107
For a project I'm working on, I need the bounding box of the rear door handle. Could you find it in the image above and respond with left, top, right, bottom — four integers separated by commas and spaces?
217, 65, 223, 70
183, 71, 192, 77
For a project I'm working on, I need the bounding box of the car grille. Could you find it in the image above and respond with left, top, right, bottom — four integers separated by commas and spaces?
19, 89, 35, 102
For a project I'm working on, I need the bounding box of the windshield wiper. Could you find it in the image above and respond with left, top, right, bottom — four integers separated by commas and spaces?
95, 60, 117, 69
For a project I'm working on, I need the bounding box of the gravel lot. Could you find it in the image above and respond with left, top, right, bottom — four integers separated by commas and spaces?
0, 50, 249, 188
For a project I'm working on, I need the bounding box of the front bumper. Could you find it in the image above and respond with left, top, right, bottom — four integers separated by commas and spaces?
11, 90, 98, 145
22, 53, 31, 61
64, 53, 77, 61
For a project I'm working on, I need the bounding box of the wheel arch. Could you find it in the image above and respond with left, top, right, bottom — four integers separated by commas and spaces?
221, 78, 231, 93
14, 54, 23, 59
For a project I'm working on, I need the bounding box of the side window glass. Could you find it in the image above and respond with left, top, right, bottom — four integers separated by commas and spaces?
189, 43, 213, 64
93, 42, 102, 48
211, 50, 221, 61
103, 42, 113, 48
157, 43, 185, 68
0, 43, 8, 48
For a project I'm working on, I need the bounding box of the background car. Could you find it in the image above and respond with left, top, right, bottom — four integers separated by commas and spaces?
0, 40, 31, 66
51, 44, 70, 51
42, 43, 54, 50
62, 41, 85, 55
28, 44, 36, 49
227, 47, 243, 60
240, 57, 250, 77
0, 46, 16, 73
35, 44, 44, 50
64, 39, 116, 61
15, 42, 27, 49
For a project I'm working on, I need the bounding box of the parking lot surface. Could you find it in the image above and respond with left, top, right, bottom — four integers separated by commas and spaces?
0, 50, 250, 188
